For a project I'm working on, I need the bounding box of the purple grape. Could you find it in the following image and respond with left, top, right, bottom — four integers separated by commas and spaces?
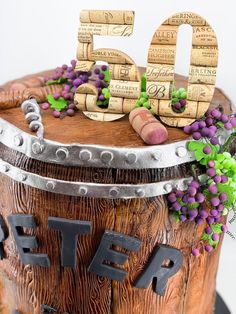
187, 197, 196, 204
176, 190, 184, 198
81, 75, 89, 83
184, 125, 191, 134
201, 127, 210, 137
52, 74, 60, 80
208, 185, 218, 195
214, 176, 222, 184
219, 192, 228, 202
211, 197, 220, 207
71, 60, 77, 67
68, 72, 76, 80
62, 64, 68, 70
221, 114, 229, 123
67, 66, 73, 72
206, 168, 216, 177
66, 109, 75, 116
172, 202, 181, 211
203, 146, 211, 154
188, 187, 197, 196
101, 65, 108, 71
209, 125, 217, 133
200, 210, 208, 219
211, 109, 221, 119
195, 193, 205, 203
182, 194, 189, 203
73, 78, 82, 87
98, 73, 105, 80
63, 84, 71, 92
221, 225, 228, 233
179, 215, 187, 222
207, 217, 214, 225
212, 233, 219, 241
199, 121, 206, 128
192, 248, 200, 256
208, 160, 215, 168
216, 204, 224, 212
190, 181, 200, 189
68, 103, 76, 110
210, 137, 219, 145
53, 111, 60, 118
95, 80, 103, 88
181, 207, 187, 214
207, 129, 215, 138
225, 122, 232, 130
192, 132, 202, 140
41, 102, 50, 110
204, 244, 213, 252
221, 175, 228, 183
214, 217, 221, 223
94, 68, 101, 75
205, 117, 213, 126
53, 92, 61, 100
174, 102, 181, 110
195, 217, 204, 225
230, 117, 236, 127
180, 99, 186, 106
205, 226, 212, 234
190, 122, 199, 132
210, 209, 218, 216
189, 209, 198, 218
99, 94, 105, 101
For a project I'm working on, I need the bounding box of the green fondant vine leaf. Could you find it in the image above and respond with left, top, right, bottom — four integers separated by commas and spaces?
47, 94, 68, 112
46, 77, 68, 85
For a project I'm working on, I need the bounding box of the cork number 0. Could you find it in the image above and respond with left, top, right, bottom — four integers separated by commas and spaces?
74, 10, 141, 122
146, 12, 218, 127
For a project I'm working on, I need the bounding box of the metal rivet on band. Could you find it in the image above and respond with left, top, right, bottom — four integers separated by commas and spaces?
136, 189, 145, 197
0, 125, 3, 134
32, 142, 45, 155
3, 164, 10, 172
125, 153, 137, 164
18, 173, 27, 182
79, 187, 88, 196
46, 181, 56, 190
152, 151, 162, 161
176, 146, 187, 158
79, 149, 92, 162
100, 151, 113, 164
56, 148, 69, 160
14, 135, 23, 147
164, 183, 173, 193
109, 187, 119, 197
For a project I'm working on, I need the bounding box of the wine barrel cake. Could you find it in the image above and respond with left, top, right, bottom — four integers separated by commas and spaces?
0, 68, 234, 314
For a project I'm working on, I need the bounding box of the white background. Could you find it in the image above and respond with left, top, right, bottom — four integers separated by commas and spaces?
0, 0, 236, 313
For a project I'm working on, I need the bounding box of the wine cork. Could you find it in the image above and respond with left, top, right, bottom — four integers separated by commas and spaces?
129, 107, 169, 145
146, 63, 174, 82
189, 66, 217, 84
90, 49, 133, 65
83, 111, 125, 121
191, 46, 218, 67
78, 32, 93, 43
192, 26, 217, 46
109, 64, 139, 81
74, 94, 86, 111
148, 45, 176, 65
151, 25, 178, 45
160, 116, 196, 127
150, 99, 199, 118
123, 98, 137, 114
107, 97, 123, 113
147, 82, 172, 100
164, 12, 207, 26
109, 80, 141, 99
79, 24, 133, 37
77, 43, 93, 61
75, 61, 95, 72
187, 84, 215, 102
197, 101, 210, 118
80, 10, 134, 25
85, 95, 98, 112
76, 83, 98, 96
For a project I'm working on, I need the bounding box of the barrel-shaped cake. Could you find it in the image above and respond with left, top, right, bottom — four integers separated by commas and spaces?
0, 68, 234, 314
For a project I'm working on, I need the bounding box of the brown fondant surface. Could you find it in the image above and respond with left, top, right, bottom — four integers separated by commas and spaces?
0, 70, 231, 146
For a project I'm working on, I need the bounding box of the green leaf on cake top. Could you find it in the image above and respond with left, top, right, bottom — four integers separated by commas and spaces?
46, 77, 68, 85
187, 141, 220, 165
47, 94, 68, 112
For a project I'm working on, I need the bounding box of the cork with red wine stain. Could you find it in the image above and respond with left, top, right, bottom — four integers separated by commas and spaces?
129, 107, 168, 144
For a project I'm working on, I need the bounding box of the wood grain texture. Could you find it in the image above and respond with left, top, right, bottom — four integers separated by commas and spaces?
0, 70, 232, 314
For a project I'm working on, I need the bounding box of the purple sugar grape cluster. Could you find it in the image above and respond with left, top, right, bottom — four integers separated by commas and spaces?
43, 60, 109, 118
184, 107, 236, 144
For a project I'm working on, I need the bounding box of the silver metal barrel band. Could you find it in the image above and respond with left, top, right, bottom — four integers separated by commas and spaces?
0, 118, 232, 170
0, 158, 207, 199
